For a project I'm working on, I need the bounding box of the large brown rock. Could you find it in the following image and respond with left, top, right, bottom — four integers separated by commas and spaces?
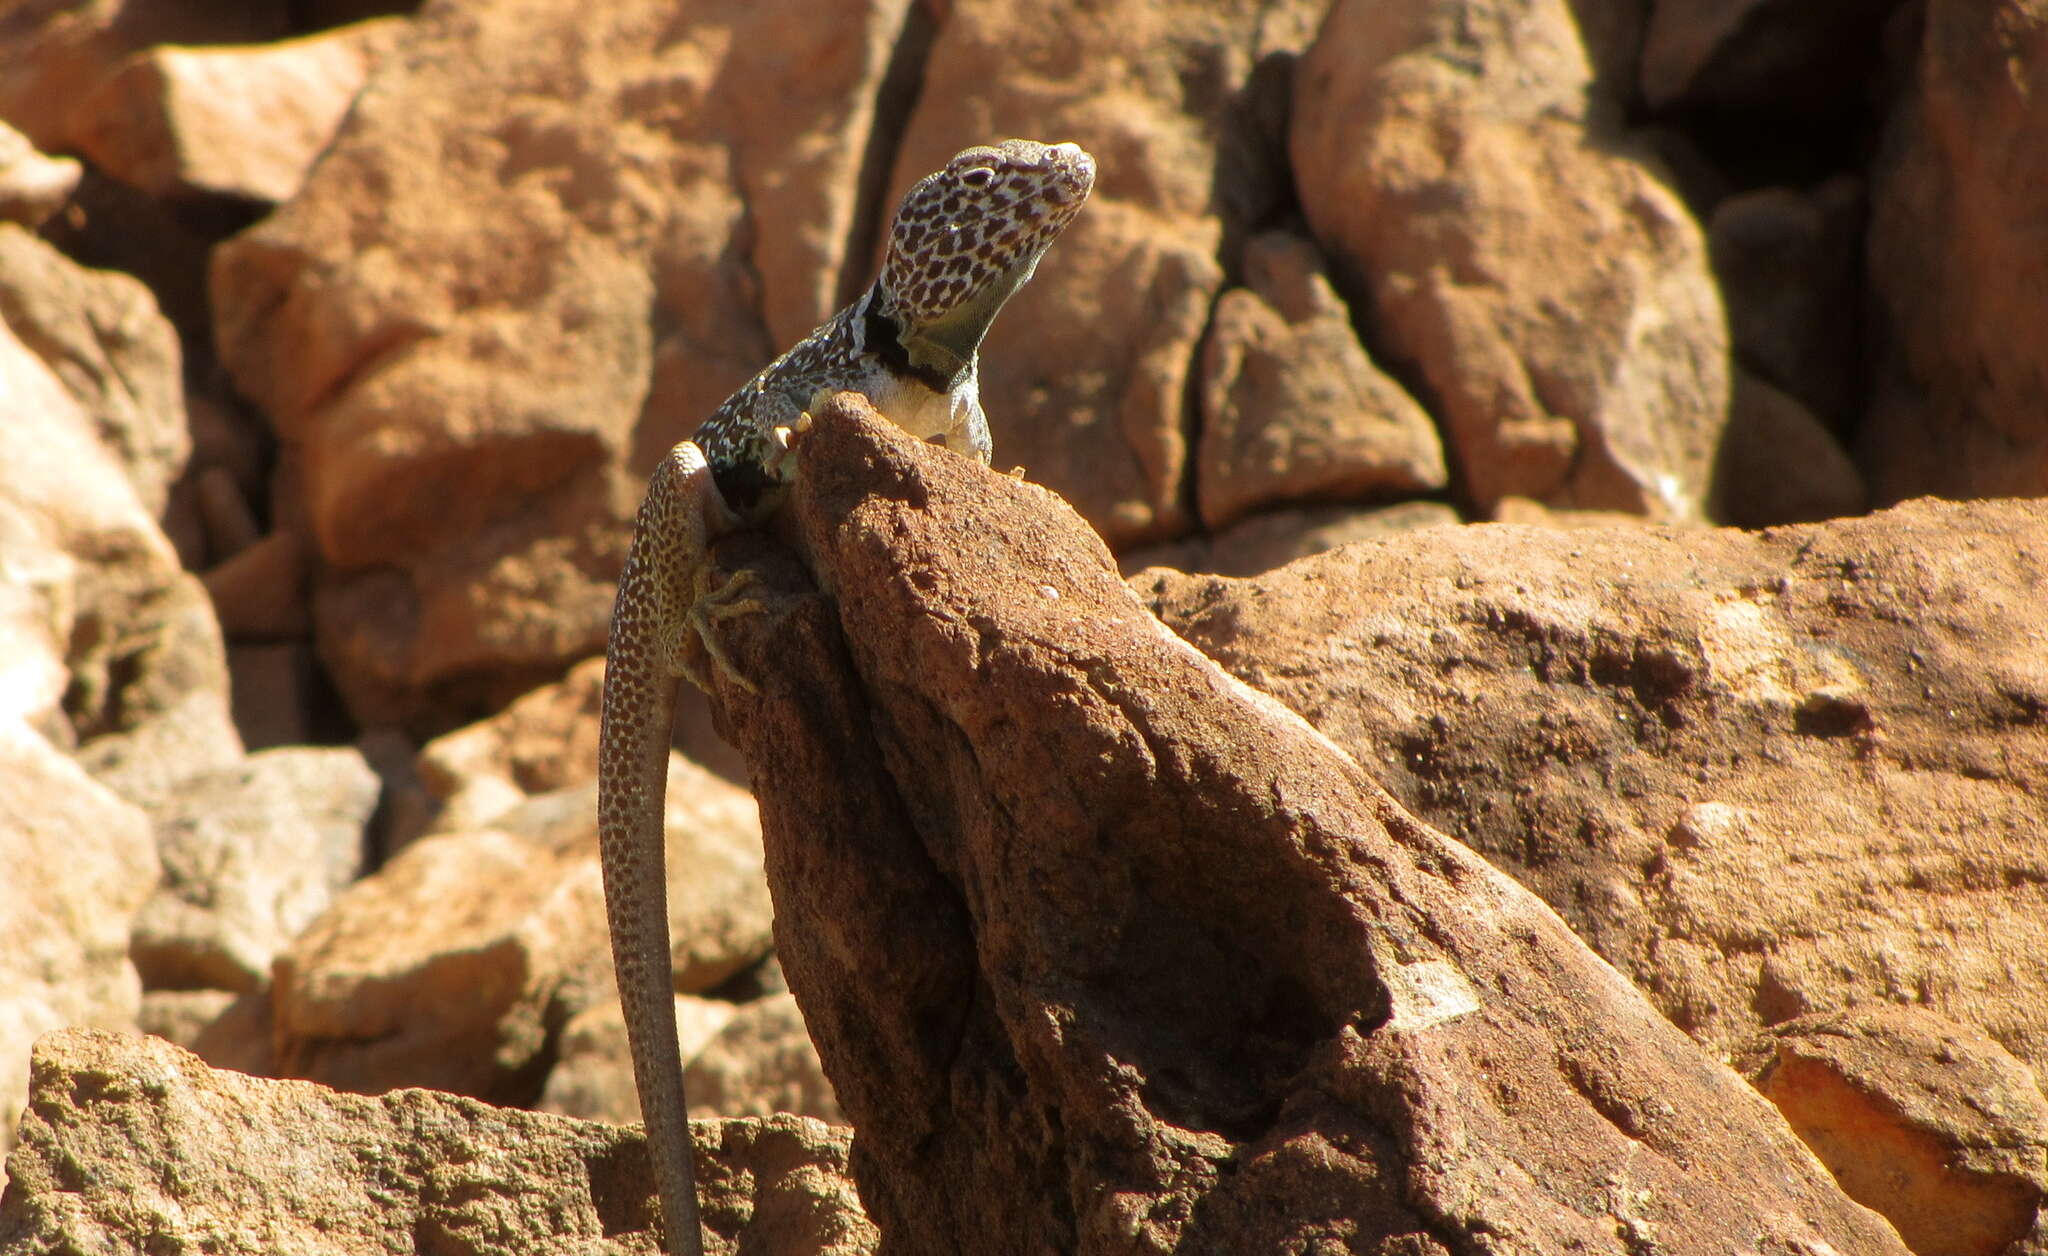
0, 1027, 878, 1255
1141, 498, 2048, 1078
1196, 231, 1446, 530
0, 2, 289, 153
70, 19, 406, 204
1861, 0, 2048, 503
209, 0, 918, 728
684, 393, 1904, 1254
1291, 0, 1731, 522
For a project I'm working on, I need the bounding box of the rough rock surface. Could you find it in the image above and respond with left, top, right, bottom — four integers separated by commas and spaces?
70, 19, 406, 204
0, 1028, 878, 1256
1861, 0, 2048, 503
1196, 231, 1445, 529
1142, 498, 2048, 1077
131, 745, 381, 993
688, 393, 1904, 1254
273, 754, 767, 1101
1292, 0, 1731, 522
1737, 1005, 2048, 1256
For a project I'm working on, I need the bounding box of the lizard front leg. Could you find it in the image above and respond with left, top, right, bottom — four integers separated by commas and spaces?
597, 440, 731, 1256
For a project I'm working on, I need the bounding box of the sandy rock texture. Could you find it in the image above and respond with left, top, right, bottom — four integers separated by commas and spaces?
0, 1028, 876, 1256
685, 393, 1905, 1255
1141, 497, 2048, 1077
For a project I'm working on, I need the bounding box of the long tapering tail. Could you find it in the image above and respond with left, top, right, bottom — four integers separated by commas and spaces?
598, 445, 712, 1256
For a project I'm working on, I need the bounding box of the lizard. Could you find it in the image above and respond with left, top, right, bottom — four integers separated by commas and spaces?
596, 138, 1095, 1256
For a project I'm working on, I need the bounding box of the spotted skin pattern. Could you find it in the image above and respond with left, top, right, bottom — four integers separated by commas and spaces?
598, 139, 1093, 1256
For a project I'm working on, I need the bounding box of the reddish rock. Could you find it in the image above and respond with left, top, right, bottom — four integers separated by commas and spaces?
684, 393, 1904, 1254
1738, 1006, 2048, 1256
71, 20, 407, 203
1196, 231, 1445, 530
1292, 0, 1731, 522
0, 2, 290, 154
1142, 498, 2048, 1080
1123, 500, 1462, 579
1862, 0, 2048, 503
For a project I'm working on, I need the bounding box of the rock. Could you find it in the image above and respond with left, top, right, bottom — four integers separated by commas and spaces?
210, 0, 921, 728
683, 994, 841, 1124
131, 746, 380, 994
416, 655, 610, 834
1121, 500, 1461, 578
1641, 0, 1905, 118
0, 283, 242, 803
1196, 231, 1445, 529
0, 726, 158, 1165
1862, 0, 2048, 503
681, 392, 1904, 1253
1707, 177, 1864, 426
70, 19, 407, 204
540, 994, 740, 1125
1291, 0, 1732, 522
137, 988, 239, 1051
0, 1027, 878, 1255
1737, 1006, 2048, 1256
223, 641, 326, 751
203, 529, 312, 638
274, 754, 767, 1101
0, 224, 189, 516
1714, 368, 1866, 526
0, 121, 79, 225
0, 3, 289, 153
187, 989, 277, 1079
888, 0, 1325, 546
1141, 497, 2048, 1077
417, 655, 747, 836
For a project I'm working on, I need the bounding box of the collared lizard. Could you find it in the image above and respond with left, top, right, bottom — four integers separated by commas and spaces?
597, 138, 1095, 1256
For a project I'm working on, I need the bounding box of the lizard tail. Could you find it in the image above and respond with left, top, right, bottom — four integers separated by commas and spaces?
598, 446, 711, 1256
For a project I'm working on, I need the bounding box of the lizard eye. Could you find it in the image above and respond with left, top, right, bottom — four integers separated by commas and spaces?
959, 166, 996, 188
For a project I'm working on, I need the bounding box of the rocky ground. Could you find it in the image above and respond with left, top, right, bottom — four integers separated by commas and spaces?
1, 0, 2044, 1253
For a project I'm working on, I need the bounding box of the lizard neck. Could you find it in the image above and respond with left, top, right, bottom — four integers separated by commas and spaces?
862, 283, 962, 395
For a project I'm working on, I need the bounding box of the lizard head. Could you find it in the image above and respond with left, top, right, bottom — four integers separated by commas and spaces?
877, 139, 1096, 377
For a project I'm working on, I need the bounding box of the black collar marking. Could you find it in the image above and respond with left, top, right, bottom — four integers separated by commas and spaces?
864, 286, 958, 395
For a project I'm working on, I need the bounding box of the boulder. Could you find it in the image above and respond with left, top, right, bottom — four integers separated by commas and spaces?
1142, 498, 2048, 1077
1292, 0, 1731, 521
0, 1027, 877, 1255
676, 392, 1904, 1254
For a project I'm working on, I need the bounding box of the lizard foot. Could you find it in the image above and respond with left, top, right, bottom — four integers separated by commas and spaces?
683, 566, 766, 694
